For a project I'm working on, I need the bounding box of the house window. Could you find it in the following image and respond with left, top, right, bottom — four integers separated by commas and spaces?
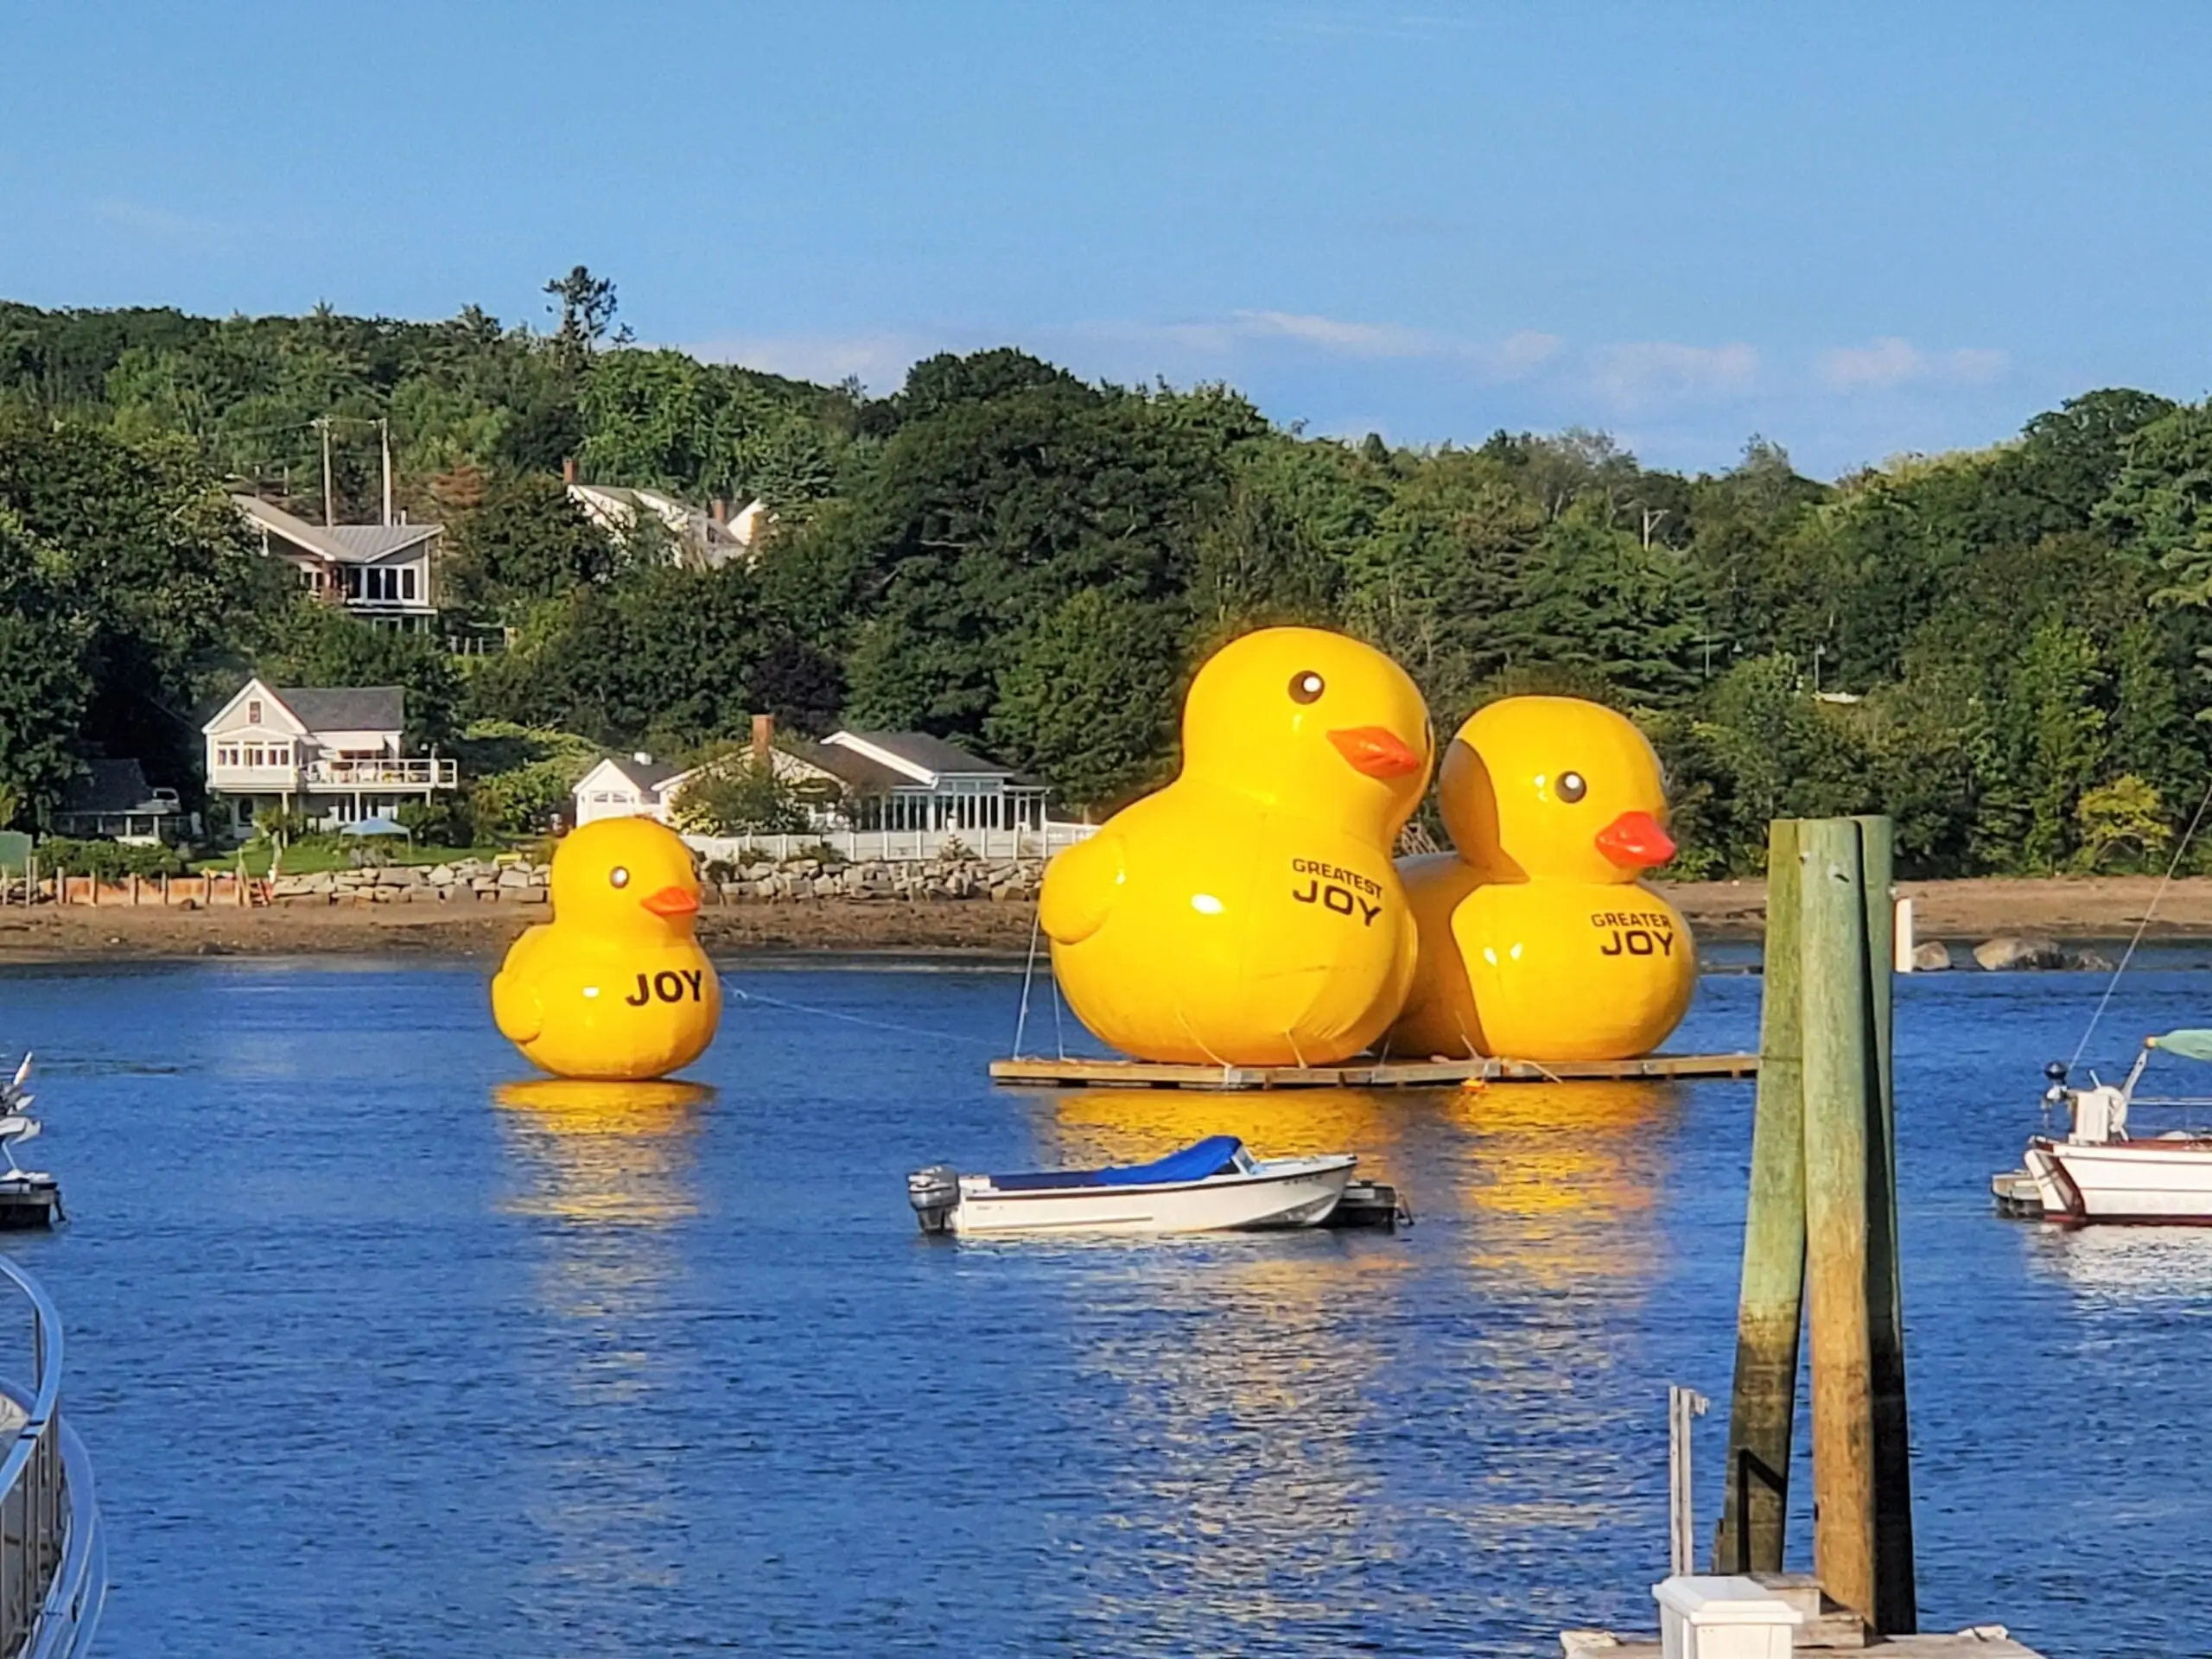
401, 568, 417, 601
247, 747, 264, 768
217, 746, 239, 767
247, 699, 263, 725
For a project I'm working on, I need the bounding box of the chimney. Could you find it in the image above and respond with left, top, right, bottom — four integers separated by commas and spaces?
751, 713, 773, 768
563, 457, 578, 485
710, 497, 728, 527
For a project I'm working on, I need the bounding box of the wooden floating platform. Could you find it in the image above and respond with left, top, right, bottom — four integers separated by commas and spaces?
988, 1052, 1758, 1090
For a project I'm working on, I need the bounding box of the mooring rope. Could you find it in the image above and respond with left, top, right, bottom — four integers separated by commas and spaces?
1012, 906, 1043, 1058
721, 981, 997, 1047
2068, 772, 2212, 1073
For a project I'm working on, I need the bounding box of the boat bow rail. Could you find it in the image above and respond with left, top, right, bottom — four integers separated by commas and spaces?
0, 1257, 101, 1658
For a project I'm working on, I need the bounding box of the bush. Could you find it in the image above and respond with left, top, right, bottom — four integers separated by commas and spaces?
35, 836, 186, 879
395, 796, 474, 847
669, 752, 810, 835
452, 721, 597, 838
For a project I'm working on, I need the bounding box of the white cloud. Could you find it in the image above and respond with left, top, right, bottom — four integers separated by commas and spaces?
1815, 337, 2011, 392
1230, 308, 1433, 357
1491, 329, 1565, 378
1590, 341, 1760, 410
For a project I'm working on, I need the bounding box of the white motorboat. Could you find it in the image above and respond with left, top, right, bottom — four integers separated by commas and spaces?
907, 1135, 1356, 1236
1994, 1033, 2212, 1224
0, 1053, 60, 1229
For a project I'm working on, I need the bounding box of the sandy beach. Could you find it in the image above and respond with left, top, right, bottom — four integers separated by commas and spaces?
0, 874, 2208, 964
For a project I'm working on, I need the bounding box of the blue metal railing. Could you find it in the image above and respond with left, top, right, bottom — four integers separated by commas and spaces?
0, 1259, 101, 1658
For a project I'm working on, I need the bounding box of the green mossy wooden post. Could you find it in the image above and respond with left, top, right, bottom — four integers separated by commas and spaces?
1801, 819, 1878, 1625
1716, 818, 1805, 1575
1854, 815, 1917, 1634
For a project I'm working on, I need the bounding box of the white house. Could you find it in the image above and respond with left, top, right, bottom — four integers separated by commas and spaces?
569, 723, 1052, 845
201, 678, 457, 836
233, 495, 441, 631
572, 753, 694, 826
565, 475, 765, 569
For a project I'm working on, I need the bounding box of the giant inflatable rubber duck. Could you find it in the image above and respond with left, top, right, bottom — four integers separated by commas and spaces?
1040, 626, 1433, 1066
492, 817, 721, 1079
1388, 696, 1694, 1061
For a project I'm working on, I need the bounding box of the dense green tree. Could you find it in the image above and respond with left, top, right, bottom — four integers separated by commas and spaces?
988, 589, 1182, 812
257, 608, 462, 747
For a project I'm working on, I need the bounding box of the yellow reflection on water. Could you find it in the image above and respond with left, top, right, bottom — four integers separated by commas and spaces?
1043, 1084, 1408, 1173
1446, 1079, 1679, 1292
492, 1077, 709, 1597
493, 1077, 709, 1229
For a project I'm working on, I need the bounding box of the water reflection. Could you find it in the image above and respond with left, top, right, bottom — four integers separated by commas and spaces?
1028, 1080, 1685, 1649
2024, 1224, 2212, 1301
491, 1078, 711, 1639
493, 1077, 709, 1230
1446, 1080, 1680, 1292
1040, 1083, 1409, 1173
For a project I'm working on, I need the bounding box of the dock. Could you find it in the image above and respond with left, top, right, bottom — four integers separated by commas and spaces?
988, 1052, 1758, 1090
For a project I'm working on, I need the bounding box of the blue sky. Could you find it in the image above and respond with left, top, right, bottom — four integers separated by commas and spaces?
6, 2, 2210, 476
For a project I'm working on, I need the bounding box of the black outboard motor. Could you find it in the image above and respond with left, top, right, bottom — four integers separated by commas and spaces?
906, 1165, 961, 1235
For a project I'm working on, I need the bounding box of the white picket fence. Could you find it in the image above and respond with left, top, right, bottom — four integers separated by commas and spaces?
683, 822, 1096, 865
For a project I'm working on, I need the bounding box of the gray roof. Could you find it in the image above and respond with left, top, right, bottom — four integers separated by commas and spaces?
57, 760, 176, 816
599, 755, 689, 794
234, 495, 441, 565
783, 739, 907, 796
273, 686, 405, 733
836, 731, 1018, 780
324, 524, 440, 561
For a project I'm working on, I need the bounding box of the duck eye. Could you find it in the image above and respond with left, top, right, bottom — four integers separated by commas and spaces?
609, 866, 630, 888
1557, 772, 1587, 804
1288, 671, 1325, 704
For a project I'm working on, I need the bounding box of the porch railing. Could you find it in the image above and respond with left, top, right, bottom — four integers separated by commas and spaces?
684, 823, 1096, 865
308, 758, 457, 788
0, 1257, 102, 1658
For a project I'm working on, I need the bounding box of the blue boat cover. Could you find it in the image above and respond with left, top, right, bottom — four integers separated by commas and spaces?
988, 1135, 1243, 1192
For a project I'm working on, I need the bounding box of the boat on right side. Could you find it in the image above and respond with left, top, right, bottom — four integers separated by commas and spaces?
1994, 1031, 2212, 1224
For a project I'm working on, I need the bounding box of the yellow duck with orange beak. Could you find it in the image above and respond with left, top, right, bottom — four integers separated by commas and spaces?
1040, 626, 1433, 1066
1388, 696, 1695, 1061
491, 817, 721, 1079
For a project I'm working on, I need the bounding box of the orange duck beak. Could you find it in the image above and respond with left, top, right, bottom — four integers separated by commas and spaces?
1594, 810, 1676, 869
1328, 726, 1426, 780
639, 885, 700, 918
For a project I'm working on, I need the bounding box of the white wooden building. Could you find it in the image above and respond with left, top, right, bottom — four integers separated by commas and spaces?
572, 753, 694, 826
234, 496, 441, 632
570, 724, 1079, 858
201, 678, 456, 836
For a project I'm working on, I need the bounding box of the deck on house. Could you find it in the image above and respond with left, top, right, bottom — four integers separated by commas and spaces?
988, 1052, 1759, 1090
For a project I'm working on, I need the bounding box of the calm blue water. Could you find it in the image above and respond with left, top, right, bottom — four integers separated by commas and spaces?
0, 952, 2208, 1656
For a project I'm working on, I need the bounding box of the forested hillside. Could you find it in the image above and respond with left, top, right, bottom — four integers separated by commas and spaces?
3, 276, 2209, 877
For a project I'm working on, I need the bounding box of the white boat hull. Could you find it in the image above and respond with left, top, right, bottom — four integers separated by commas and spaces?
948, 1156, 1355, 1236
2025, 1137, 2212, 1224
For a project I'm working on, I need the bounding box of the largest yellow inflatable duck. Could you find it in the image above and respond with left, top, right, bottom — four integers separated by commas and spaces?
492, 817, 721, 1079
1041, 626, 1433, 1066
1388, 696, 1694, 1061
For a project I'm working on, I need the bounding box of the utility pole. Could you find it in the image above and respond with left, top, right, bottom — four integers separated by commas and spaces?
316, 417, 335, 526
378, 418, 393, 527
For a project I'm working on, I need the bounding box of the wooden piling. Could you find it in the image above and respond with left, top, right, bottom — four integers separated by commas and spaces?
1854, 815, 1917, 1634
1717, 818, 1805, 1575
1800, 818, 1878, 1624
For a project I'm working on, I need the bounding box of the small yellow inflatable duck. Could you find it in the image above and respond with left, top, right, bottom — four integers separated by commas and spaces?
491, 817, 721, 1080
1041, 626, 1433, 1066
1389, 696, 1694, 1061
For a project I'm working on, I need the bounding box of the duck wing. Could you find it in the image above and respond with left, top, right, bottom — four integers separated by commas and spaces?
491, 929, 548, 1045
1039, 829, 1125, 945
